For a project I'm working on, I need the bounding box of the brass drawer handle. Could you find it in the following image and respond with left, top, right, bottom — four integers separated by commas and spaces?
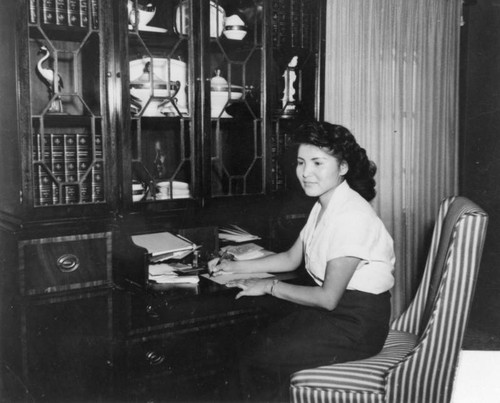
56, 254, 80, 273
145, 351, 165, 366
146, 305, 159, 318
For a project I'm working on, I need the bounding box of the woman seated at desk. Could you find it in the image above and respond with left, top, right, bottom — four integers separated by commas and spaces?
208, 121, 395, 402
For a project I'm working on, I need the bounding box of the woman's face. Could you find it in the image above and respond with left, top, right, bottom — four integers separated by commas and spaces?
296, 144, 348, 204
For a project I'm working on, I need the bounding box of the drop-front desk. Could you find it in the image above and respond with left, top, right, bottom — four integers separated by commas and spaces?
6, 227, 300, 403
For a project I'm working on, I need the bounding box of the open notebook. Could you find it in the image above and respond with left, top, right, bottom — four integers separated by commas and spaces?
131, 231, 196, 262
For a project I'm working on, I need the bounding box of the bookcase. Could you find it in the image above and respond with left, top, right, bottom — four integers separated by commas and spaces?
0, 0, 325, 232
0, 0, 325, 400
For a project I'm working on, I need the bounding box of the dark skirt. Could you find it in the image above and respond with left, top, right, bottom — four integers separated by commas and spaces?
237, 289, 392, 402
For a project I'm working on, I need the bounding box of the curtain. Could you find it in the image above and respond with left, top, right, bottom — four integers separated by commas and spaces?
324, 0, 461, 317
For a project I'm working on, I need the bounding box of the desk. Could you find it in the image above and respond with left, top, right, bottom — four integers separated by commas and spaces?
3, 271, 298, 402
113, 275, 285, 402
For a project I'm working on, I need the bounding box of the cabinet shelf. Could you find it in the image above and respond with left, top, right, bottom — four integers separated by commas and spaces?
29, 25, 97, 42
128, 32, 186, 52
32, 115, 101, 128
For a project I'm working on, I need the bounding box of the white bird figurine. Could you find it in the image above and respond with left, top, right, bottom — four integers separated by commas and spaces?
37, 45, 64, 113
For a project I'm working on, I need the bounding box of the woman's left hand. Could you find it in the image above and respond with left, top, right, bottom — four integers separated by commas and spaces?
226, 278, 273, 299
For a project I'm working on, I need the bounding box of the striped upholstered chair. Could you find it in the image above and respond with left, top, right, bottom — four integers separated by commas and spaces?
290, 196, 488, 403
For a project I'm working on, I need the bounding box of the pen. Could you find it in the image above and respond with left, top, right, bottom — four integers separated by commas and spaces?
210, 250, 232, 276
216, 250, 231, 266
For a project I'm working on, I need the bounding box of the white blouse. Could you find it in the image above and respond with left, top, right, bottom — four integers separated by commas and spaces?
300, 181, 395, 294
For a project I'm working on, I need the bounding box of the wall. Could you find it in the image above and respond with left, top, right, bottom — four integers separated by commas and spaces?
460, 0, 500, 342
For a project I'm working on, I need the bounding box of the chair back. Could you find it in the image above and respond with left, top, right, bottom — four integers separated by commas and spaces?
387, 196, 488, 402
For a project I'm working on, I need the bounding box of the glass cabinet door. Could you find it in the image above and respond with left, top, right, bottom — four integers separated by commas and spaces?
208, 0, 265, 197
25, 0, 109, 208
122, 0, 266, 206
125, 0, 195, 205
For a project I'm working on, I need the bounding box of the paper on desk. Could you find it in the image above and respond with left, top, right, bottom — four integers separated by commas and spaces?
221, 243, 275, 260
149, 263, 177, 276
149, 263, 199, 284
150, 273, 200, 284
218, 225, 261, 243
131, 231, 196, 258
200, 272, 274, 286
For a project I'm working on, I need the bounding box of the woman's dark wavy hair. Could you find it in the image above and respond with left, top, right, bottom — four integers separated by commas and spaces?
291, 121, 377, 201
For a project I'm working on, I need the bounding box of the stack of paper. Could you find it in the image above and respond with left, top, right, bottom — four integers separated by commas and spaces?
200, 272, 274, 286
131, 231, 197, 263
218, 225, 261, 243
221, 242, 270, 260
148, 263, 199, 284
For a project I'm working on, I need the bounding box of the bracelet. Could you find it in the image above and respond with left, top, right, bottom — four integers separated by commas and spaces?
270, 279, 279, 296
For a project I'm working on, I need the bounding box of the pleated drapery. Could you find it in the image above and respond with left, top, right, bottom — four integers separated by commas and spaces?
324, 0, 461, 317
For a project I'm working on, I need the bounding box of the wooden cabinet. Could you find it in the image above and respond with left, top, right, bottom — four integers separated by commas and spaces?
0, 0, 325, 237
113, 282, 272, 402
0, 0, 325, 400
19, 232, 112, 295
1, 289, 114, 402
116, 0, 269, 209
115, 0, 325, 214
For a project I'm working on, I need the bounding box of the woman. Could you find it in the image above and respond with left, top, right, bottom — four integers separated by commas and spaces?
209, 121, 395, 401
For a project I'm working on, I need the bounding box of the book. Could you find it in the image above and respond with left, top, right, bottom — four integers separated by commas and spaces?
61, 133, 76, 183
220, 242, 271, 261
42, 0, 56, 25
94, 133, 103, 160
38, 134, 53, 205
76, 133, 90, 180
56, 0, 68, 25
90, 0, 99, 29
79, 0, 89, 27
33, 133, 42, 206
67, 0, 80, 26
218, 225, 261, 243
131, 231, 196, 258
92, 161, 104, 202
29, 0, 37, 24
76, 133, 92, 202
290, 0, 301, 48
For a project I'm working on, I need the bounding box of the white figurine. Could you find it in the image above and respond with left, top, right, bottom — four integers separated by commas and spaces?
37, 45, 64, 113
281, 55, 298, 112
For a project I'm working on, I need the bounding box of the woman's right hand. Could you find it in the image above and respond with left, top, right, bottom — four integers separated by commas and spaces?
207, 257, 235, 276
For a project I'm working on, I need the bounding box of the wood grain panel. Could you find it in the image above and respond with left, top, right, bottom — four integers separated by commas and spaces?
19, 232, 112, 295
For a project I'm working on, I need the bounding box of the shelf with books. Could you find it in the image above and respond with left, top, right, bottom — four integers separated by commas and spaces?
29, 0, 99, 30
32, 126, 105, 206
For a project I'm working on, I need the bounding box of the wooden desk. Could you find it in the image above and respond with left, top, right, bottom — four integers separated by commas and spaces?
112, 276, 283, 402
5, 278, 279, 402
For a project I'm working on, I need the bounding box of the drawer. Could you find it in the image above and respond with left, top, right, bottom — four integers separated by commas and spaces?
123, 332, 223, 402
125, 321, 249, 379
19, 232, 112, 295
22, 290, 114, 400
129, 291, 263, 333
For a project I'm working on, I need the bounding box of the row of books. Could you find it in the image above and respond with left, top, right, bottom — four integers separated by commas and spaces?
271, 0, 314, 50
270, 129, 286, 191
29, 0, 99, 29
32, 132, 104, 205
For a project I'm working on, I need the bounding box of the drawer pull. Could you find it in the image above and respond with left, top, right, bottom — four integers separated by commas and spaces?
145, 351, 165, 366
146, 305, 159, 318
56, 254, 80, 273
